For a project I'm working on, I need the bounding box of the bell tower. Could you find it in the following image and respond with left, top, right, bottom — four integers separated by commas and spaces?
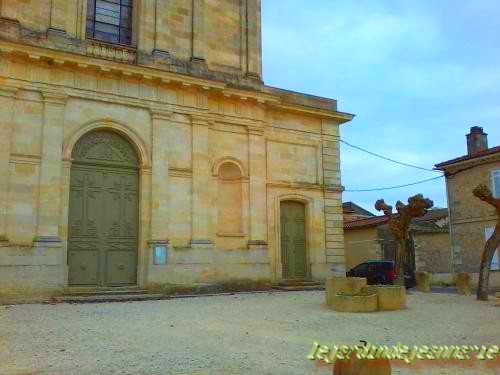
144, 0, 263, 84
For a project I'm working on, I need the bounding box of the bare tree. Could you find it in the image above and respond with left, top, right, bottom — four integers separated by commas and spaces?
375, 195, 434, 286
472, 184, 500, 301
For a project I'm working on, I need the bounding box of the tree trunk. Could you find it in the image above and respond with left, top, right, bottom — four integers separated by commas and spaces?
477, 223, 500, 301
395, 239, 406, 286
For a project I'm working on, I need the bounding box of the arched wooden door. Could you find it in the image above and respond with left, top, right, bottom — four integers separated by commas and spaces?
68, 131, 139, 286
280, 201, 307, 279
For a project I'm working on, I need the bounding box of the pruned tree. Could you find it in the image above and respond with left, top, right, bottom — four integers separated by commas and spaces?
472, 184, 500, 301
375, 194, 434, 286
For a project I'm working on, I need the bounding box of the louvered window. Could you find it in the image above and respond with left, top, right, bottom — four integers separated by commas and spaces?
485, 227, 499, 271
492, 169, 500, 198
86, 0, 133, 45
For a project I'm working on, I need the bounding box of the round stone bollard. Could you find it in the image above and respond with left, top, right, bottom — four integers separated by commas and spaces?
333, 356, 391, 375
456, 272, 471, 295
415, 271, 431, 292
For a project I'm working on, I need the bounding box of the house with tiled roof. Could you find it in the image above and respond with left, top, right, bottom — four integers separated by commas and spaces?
342, 201, 375, 222
342, 204, 452, 274
435, 126, 500, 289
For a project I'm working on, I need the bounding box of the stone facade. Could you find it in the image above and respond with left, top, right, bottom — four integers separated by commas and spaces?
435, 127, 500, 289
413, 230, 453, 274
0, 0, 354, 302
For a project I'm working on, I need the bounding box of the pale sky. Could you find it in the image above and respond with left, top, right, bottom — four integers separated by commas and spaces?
261, 0, 500, 213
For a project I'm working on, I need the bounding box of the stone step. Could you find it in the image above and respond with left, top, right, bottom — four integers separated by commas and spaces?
272, 285, 325, 292
64, 288, 149, 297
55, 293, 169, 304
278, 279, 322, 287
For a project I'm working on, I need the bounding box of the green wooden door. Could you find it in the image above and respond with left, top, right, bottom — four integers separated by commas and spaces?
280, 201, 307, 279
68, 131, 139, 286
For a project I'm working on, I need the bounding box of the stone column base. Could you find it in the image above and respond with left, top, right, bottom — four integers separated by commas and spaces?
0, 235, 9, 247
190, 57, 208, 72
33, 236, 62, 248
248, 240, 268, 250
47, 27, 66, 38
190, 239, 213, 249
152, 49, 171, 64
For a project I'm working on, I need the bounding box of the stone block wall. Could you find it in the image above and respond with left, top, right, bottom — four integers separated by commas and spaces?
445, 160, 500, 273
413, 231, 453, 273
0, 0, 262, 83
0, 36, 352, 301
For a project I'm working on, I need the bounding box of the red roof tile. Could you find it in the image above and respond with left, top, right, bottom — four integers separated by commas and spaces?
343, 208, 448, 229
435, 146, 500, 169
343, 215, 388, 229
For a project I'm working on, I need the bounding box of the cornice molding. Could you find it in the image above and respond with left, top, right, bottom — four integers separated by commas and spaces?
42, 91, 68, 105
247, 121, 266, 136
190, 113, 212, 126
443, 153, 500, 175
149, 106, 173, 120
0, 41, 355, 121
0, 85, 18, 98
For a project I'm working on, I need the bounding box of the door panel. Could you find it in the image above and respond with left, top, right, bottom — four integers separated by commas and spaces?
68, 250, 99, 285
68, 131, 139, 287
103, 172, 138, 285
106, 251, 137, 285
68, 169, 104, 285
280, 201, 307, 279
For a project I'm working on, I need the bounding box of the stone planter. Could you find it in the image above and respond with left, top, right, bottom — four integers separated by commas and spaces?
331, 293, 378, 313
325, 277, 367, 307
377, 285, 406, 311
415, 271, 430, 292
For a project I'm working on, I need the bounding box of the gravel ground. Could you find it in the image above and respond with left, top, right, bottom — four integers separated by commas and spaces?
1, 291, 499, 375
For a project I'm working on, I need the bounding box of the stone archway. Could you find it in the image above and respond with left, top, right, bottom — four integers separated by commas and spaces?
67, 130, 140, 286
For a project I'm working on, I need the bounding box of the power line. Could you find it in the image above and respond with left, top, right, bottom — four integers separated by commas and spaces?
344, 175, 444, 192
340, 139, 443, 174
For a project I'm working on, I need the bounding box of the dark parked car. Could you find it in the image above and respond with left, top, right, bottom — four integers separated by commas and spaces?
346, 260, 416, 289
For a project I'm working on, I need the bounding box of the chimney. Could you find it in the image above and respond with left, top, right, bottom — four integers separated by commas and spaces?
466, 126, 488, 155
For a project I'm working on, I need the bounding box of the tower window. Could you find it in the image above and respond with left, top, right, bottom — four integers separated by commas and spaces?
86, 0, 133, 45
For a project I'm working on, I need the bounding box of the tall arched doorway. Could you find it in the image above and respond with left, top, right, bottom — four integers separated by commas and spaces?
67, 130, 139, 286
280, 201, 307, 279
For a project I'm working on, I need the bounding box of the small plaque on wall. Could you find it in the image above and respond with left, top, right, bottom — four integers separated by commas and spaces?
153, 246, 167, 265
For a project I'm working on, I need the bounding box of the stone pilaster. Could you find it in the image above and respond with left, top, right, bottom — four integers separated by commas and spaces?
191, 0, 206, 64
149, 107, 172, 245
35, 91, 68, 247
0, 0, 18, 20
152, 0, 170, 61
137, 0, 155, 55
48, 0, 67, 35
322, 133, 345, 275
246, 0, 262, 80
190, 115, 212, 248
247, 124, 267, 249
0, 86, 17, 246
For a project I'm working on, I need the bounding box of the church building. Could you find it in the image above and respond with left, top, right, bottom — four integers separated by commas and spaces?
0, 0, 353, 303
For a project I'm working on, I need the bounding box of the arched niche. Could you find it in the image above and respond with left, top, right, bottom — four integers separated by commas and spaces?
216, 161, 244, 235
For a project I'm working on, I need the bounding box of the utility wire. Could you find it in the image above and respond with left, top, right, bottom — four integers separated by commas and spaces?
340, 139, 443, 174
344, 175, 445, 192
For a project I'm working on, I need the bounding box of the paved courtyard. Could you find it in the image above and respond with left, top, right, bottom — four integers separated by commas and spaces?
1, 291, 498, 375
